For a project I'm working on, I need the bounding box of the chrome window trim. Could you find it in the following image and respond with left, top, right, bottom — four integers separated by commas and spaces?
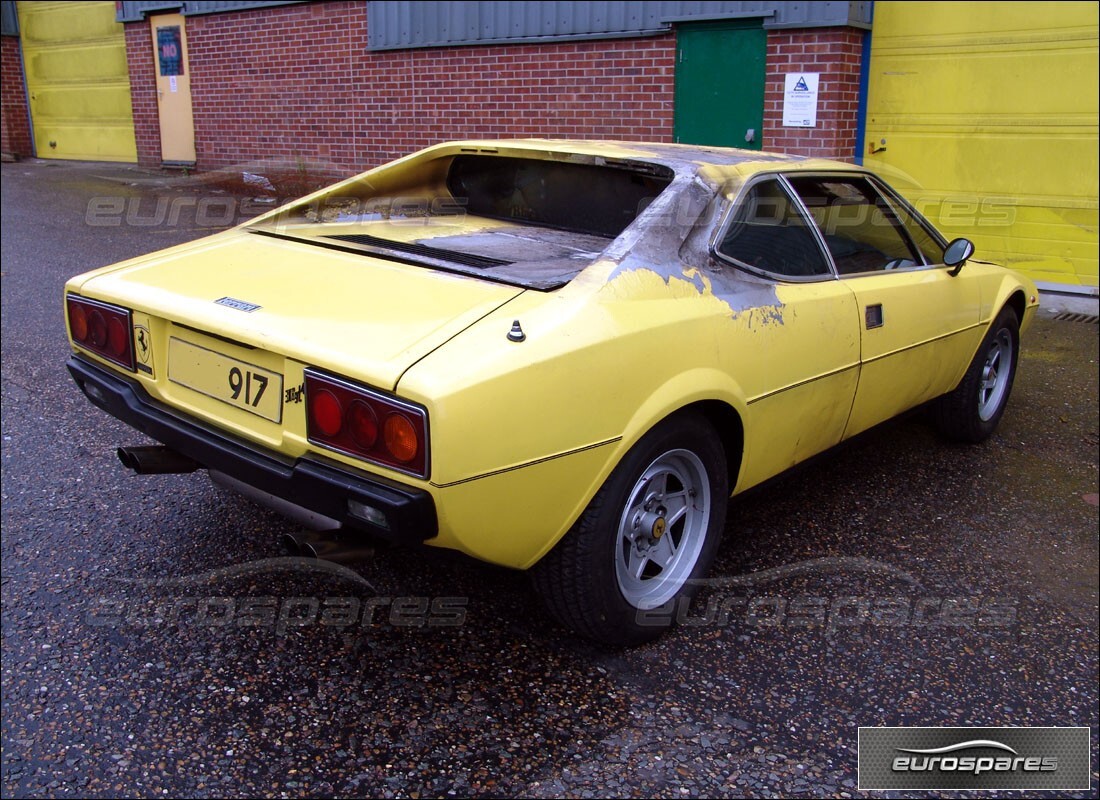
868, 175, 951, 265
709, 172, 839, 283
781, 170, 951, 278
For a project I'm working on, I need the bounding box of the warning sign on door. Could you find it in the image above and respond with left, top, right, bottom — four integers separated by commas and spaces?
782, 73, 819, 127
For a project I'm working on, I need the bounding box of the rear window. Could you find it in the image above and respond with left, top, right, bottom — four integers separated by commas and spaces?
247, 152, 678, 291
447, 155, 674, 238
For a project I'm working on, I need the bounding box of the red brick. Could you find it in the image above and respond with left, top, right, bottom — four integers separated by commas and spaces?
1, 36, 32, 157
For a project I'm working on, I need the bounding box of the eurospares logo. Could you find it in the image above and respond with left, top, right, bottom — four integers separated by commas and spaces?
894, 739, 1056, 774
858, 727, 1090, 790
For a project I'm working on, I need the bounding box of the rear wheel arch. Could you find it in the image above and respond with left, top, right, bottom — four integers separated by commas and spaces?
682, 399, 744, 497
532, 409, 730, 645
611, 368, 748, 496
620, 399, 744, 499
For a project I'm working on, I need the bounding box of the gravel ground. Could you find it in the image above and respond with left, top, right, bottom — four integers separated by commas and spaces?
2, 160, 1097, 798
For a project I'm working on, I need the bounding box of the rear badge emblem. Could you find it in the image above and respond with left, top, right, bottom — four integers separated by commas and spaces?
215, 296, 262, 313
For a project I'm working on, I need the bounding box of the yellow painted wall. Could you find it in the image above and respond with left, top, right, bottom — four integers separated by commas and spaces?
17, 1, 137, 162
866, 1, 1098, 291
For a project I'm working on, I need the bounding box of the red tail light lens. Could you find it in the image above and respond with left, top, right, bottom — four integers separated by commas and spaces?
67, 295, 135, 371
347, 401, 379, 449
310, 390, 344, 437
107, 317, 130, 358
88, 310, 108, 347
305, 370, 429, 478
70, 303, 89, 342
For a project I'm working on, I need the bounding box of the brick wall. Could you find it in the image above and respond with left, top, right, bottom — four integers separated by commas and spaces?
764, 28, 865, 161
1, 36, 32, 158
123, 1, 863, 174
363, 35, 676, 164
178, 1, 675, 173
180, 2, 367, 171
124, 23, 161, 169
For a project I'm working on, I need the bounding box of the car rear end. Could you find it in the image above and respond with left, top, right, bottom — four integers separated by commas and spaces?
63, 228, 525, 544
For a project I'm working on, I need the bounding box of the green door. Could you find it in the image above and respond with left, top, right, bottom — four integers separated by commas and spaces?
674, 20, 766, 149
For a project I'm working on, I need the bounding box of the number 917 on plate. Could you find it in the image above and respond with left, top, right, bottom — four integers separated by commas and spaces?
168, 337, 284, 423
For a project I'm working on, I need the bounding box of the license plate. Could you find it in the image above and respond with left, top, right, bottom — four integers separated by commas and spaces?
168, 338, 283, 423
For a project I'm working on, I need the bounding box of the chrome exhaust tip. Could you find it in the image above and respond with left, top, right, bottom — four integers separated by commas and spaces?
117, 446, 200, 475
281, 532, 303, 557
284, 530, 374, 564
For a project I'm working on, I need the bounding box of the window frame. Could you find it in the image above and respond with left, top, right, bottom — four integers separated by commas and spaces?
708, 172, 839, 283
785, 170, 963, 278
712, 170, 958, 283
866, 174, 951, 267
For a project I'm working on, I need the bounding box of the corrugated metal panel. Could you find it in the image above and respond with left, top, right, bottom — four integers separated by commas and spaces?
367, 1, 872, 50
866, 2, 1099, 291
18, 0, 137, 162
182, 0, 305, 16
2, 0, 20, 35
117, 1, 184, 22
116, 1, 304, 23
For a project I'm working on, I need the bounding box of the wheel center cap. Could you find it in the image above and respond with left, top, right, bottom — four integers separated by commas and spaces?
634, 509, 669, 543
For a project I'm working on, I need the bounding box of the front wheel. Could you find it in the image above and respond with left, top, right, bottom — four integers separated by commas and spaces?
932, 306, 1020, 443
532, 413, 728, 647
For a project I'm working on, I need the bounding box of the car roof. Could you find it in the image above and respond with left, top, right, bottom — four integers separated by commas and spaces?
421, 138, 864, 179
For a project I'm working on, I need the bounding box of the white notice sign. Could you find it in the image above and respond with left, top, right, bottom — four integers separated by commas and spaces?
169, 76, 178, 93
782, 73, 819, 127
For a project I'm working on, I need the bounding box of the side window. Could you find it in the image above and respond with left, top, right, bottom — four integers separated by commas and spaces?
876, 183, 946, 265
715, 179, 831, 278
786, 176, 921, 275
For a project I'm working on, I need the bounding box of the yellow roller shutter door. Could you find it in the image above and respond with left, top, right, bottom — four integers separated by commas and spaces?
866, 1, 1098, 292
17, 0, 137, 162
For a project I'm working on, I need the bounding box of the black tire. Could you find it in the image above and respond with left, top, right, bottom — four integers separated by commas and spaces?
532, 412, 728, 647
932, 306, 1020, 443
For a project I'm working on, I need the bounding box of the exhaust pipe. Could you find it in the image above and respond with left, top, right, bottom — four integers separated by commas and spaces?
281, 532, 303, 557
117, 446, 200, 475
283, 530, 374, 564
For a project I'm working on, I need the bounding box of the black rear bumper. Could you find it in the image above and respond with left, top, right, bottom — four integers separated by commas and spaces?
67, 356, 437, 543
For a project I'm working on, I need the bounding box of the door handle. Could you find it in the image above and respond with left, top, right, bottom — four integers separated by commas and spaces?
865, 304, 884, 329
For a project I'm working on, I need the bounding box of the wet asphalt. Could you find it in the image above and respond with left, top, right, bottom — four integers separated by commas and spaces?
1, 160, 1097, 798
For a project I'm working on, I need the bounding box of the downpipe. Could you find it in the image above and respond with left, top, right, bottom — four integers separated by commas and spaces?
117, 445, 200, 475
282, 530, 375, 564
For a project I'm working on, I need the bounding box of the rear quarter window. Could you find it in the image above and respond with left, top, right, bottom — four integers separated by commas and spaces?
715, 178, 832, 279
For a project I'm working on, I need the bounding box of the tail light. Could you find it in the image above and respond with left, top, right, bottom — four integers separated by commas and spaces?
67, 295, 135, 371
304, 370, 429, 479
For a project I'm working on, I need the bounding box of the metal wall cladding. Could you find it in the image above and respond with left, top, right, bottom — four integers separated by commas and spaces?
367, 1, 871, 49
116, 1, 305, 24
113, 2, 870, 41
865, 1, 1099, 291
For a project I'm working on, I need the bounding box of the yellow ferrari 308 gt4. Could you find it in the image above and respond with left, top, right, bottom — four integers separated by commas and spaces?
65, 140, 1038, 645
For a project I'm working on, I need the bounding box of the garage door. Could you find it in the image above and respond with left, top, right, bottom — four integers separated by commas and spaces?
865, 2, 1098, 293
16, 0, 137, 162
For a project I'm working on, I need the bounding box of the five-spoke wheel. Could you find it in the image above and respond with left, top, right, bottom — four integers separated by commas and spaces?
533, 413, 727, 647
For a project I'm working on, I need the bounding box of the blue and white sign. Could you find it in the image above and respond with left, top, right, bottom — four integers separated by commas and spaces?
783, 72, 820, 127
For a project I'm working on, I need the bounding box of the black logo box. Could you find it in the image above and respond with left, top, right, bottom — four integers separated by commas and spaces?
858, 727, 1090, 791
